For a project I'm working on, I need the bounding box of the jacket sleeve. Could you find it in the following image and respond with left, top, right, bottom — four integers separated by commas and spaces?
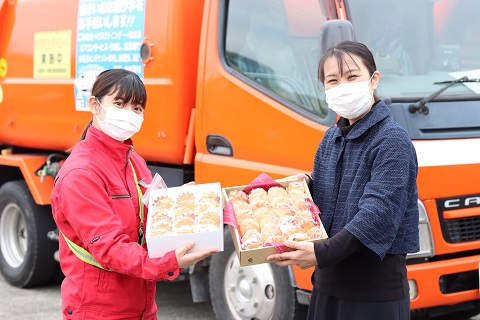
56, 168, 180, 281
344, 128, 418, 260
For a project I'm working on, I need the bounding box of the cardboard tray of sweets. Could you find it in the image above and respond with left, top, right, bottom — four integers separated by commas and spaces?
222, 176, 328, 267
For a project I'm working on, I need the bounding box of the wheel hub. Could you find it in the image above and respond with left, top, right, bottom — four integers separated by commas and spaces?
0, 203, 27, 268
238, 277, 253, 299
224, 252, 276, 320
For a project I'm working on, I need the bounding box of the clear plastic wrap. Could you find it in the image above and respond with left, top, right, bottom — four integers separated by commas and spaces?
141, 173, 168, 206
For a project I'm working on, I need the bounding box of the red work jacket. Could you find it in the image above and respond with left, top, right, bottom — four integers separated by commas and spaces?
52, 126, 180, 319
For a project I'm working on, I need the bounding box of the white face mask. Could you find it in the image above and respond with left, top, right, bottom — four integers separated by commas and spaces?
95, 99, 144, 141
325, 74, 375, 120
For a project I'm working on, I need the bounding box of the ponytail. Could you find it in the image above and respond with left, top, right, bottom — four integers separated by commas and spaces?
65, 120, 92, 154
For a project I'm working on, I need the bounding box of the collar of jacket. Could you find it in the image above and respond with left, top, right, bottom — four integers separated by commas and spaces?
331, 100, 391, 140
84, 126, 134, 164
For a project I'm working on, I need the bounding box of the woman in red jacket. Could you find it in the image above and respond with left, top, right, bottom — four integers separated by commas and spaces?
51, 69, 217, 319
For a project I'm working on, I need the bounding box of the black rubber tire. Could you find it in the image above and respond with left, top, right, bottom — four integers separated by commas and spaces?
0, 180, 58, 287
209, 226, 308, 320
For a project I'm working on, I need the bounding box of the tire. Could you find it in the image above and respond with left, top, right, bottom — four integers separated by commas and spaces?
209, 227, 308, 320
0, 180, 58, 287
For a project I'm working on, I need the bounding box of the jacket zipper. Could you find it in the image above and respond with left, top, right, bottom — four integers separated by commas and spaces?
110, 194, 131, 199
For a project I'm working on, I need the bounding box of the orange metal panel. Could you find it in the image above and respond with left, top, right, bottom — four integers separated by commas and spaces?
0, 0, 206, 165
417, 163, 480, 200
0, 154, 52, 205
444, 207, 480, 220
292, 265, 314, 291
408, 255, 480, 309
183, 108, 196, 165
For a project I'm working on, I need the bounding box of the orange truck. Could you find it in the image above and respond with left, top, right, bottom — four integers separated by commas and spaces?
1, 0, 480, 319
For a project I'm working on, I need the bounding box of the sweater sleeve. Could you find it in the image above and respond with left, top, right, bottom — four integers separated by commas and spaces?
55, 168, 180, 281
344, 128, 417, 260
314, 229, 378, 268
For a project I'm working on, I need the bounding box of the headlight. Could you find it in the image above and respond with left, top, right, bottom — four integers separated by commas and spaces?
407, 200, 435, 259
408, 280, 418, 300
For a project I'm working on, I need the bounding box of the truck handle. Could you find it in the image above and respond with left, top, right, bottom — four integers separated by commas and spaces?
206, 135, 233, 157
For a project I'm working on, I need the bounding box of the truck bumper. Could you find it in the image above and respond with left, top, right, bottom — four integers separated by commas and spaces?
408, 254, 480, 309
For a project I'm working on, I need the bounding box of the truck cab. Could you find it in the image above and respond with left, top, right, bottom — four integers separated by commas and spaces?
1, 0, 479, 319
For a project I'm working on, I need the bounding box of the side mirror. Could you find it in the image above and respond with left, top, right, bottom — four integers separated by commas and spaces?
318, 20, 355, 58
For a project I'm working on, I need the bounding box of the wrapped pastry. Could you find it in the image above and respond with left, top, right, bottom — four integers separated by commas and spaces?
175, 210, 195, 221
195, 220, 219, 233
267, 186, 288, 200
151, 213, 172, 224
306, 226, 322, 239
239, 218, 260, 236
241, 229, 263, 250
286, 181, 304, 193
259, 215, 278, 229
150, 228, 174, 237
269, 196, 293, 209
200, 191, 220, 203
252, 207, 271, 224
233, 202, 252, 224
260, 223, 282, 239
198, 210, 220, 226
248, 188, 268, 207
281, 225, 303, 239
153, 195, 174, 210
296, 218, 317, 232
197, 199, 219, 213
292, 199, 310, 211
288, 232, 310, 242
263, 234, 286, 244
287, 182, 306, 199
175, 225, 194, 234
229, 190, 249, 204
175, 201, 196, 212
274, 202, 295, 218
177, 192, 195, 203
174, 216, 195, 228
151, 221, 172, 231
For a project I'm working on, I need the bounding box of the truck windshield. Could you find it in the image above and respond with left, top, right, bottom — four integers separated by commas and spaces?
346, 0, 480, 100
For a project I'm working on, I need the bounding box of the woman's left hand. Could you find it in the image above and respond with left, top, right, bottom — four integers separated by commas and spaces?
266, 241, 317, 270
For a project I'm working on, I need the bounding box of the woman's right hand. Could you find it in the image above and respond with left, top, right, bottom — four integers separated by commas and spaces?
175, 242, 218, 269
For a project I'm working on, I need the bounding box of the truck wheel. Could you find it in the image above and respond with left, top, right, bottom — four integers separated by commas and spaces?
209, 227, 308, 320
0, 181, 57, 287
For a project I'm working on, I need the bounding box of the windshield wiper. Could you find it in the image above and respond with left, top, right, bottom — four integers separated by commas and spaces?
408, 76, 480, 115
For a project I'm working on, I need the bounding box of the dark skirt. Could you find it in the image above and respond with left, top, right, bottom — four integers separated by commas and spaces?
307, 290, 410, 320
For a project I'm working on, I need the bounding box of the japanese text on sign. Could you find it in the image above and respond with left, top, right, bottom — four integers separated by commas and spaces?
75, 0, 146, 111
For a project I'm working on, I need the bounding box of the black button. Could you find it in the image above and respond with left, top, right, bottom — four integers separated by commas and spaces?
168, 272, 173, 276
67, 310, 73, 315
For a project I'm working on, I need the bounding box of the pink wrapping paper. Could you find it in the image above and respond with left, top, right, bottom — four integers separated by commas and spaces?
223, 173, 321, 254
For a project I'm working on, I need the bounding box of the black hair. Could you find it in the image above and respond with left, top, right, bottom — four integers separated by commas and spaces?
66, 69, 146, 153
93, 69, 146, 108
318, 40, 377, 83
318, 40, 378, 101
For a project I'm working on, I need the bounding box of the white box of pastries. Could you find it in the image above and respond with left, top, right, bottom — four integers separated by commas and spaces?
223, 177, 328, 266
146, 182, 224, 258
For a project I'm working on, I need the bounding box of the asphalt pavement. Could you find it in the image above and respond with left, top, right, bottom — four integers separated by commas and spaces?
0, 276, 215, 320
1, 274, 480, 320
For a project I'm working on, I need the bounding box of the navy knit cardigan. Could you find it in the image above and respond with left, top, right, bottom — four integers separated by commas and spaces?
312, 100, 420, 260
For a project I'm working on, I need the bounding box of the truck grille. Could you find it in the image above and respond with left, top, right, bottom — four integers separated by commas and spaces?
442, 217, 480, 243
436, 194, 480, 244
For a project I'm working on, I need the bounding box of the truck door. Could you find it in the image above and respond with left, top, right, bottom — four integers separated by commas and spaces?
195, 0, 337, 187
196, 0, 342, 319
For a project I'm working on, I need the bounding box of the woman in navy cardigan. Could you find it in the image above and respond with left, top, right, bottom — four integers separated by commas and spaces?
267, 41, 419, 320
